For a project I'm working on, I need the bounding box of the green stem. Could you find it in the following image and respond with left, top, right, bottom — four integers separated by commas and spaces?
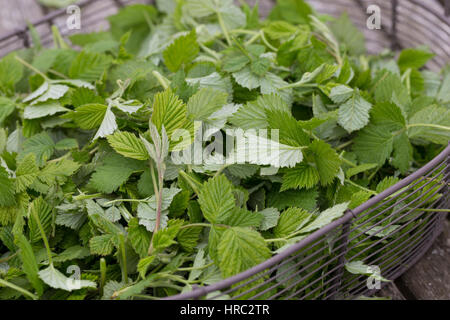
73, 193, 103, 201
260, 30, 277, 52
119, 234, 128, 284
214, 164, 230, 178
264, 237, 289, 243
178, 262, 214, 272
217, 11, 232, 46
341, 157, 357, 168
406, 123, 450, 131
31, 205, 53, 265
279, 82, 318, 91
15, 56, 50, 81
230, 29, 259, 36
0, 279, 38, 300
104, 198, 147, 206
180, 223, 229, 230
200, 44, 221, 61
99, 258, 106, 297
336, 140, 353, 150
245, 32, 261, 46
345, 179, 377, 195
152, 71, 170, 90
0, 252, 18, 264
412, 208, 450, 213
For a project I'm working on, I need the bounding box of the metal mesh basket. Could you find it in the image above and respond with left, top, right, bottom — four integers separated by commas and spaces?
0, 0, 448, 300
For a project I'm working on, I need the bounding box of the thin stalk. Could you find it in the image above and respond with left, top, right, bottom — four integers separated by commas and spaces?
406, 123, 450, 131
0, 279, 38, 300
340, 157, 357, 168
0, 252, 18, 264
31, 206, 53, 265
180, 223, 230, 230
230, 29, 259, 36
345, 179, 377, 195
178, 262, 214, 272
105, 198, 147, 206
336, 140, 353, 150
99, 258, 107, 297
260, 30, 277, 52
200, 44, 221, 61
217, 11, 231, 46
279, 82, 318, 90
245, 32, 261, 46
214, 164, 230, 178
15, 56, 50, 81
411, 208, 450, 213
152, 71, 170, 89
119, 234, 128, 284
73, 193, 103, 201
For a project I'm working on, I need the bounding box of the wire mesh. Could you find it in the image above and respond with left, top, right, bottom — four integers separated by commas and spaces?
0, 0, 448, 300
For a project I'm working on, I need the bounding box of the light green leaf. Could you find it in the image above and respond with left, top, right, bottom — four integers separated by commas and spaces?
217, 227, 271, 277
15, 233, 44, 296
107, 131, 149, 161
151, 89, 190, 139
127, 218, 151, 258
259, 208, 280, 231
338, 91, 372, 133
281, 163, 320, 190
309, 140, 341, 185
187, 88, 228, 121
24, 102, 69, 120
15, 153, 39, 193
329, 85, 353, 104
298, 202, 349, 234
408, 105, 450, 145
18, 132, 55, 167
69, 51, 112, 82
274, 207, 312, 239
197, 175, 235, 224
93, 106, 118, 140
163, 30, 199, 72
353, 124, 395, 166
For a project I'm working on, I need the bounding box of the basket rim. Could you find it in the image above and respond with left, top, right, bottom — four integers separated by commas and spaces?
168, 144, 450, 300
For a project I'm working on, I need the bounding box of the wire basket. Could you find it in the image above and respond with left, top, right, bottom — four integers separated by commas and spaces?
0, 0, 448, 300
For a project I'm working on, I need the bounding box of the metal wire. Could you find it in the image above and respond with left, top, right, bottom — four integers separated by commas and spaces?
0, 0, 448, 301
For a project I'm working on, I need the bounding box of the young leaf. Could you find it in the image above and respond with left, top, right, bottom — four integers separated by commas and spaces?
15, 233, 44, 296
197, 175, 236, 224
217, 227, 271, 277
163, 30, 199, 73
107, 131, 150, 161
298, 202, 349, 234
338, 91, 372, 133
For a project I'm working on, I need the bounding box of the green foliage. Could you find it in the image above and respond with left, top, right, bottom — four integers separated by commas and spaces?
0, 0, 448, 301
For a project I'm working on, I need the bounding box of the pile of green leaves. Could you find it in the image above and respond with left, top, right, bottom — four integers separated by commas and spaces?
0, 0, 449, 300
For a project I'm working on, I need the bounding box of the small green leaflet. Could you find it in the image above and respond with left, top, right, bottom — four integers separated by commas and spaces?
107, 131, 149, 161
217, 227, 271, 278
298, 202, 349, 234
163, 30, 199, 72
338, 91, 372, 133
197, 175, 236, 224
